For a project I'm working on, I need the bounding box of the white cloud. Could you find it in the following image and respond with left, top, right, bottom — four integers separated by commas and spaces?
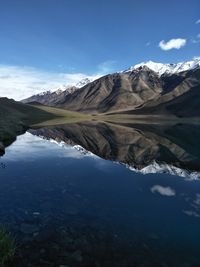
159, 38, 186, 51
195, 19, 200, 24
151, 185, 176, 197
0, 65, 102, 100
146, 41, 151, 46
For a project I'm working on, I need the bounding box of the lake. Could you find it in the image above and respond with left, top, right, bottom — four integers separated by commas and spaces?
0, 121, 200, 267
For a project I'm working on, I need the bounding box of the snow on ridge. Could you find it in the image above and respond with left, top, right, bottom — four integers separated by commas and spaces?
126, 58, 200, 76
37, 85, 73, 96
35, 78, 93, 97
76, 78, 93, 88
38, 90, 52, 96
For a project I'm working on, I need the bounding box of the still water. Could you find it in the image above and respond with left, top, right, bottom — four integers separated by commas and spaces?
0, 122, 200, 267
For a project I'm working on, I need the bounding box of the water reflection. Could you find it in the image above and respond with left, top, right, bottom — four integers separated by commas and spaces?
29, 121, 200, 179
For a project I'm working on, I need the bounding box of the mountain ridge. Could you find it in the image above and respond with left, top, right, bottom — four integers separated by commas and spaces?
22, 59, 200, 116
125, 58, 200, 76
21, 77, 93, 106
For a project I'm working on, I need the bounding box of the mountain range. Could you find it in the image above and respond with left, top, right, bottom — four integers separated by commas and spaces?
21, 78, 93, 106
23, 59, 200, 116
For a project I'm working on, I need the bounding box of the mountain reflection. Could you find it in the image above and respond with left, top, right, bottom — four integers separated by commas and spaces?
29, 121, 200, 178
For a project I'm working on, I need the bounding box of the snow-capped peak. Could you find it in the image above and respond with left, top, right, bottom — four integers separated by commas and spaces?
37, 85, 73, 96
126, 58, 200, 76
38, 78, 93, 95
76, 78, 93, 88
36, 78, 93, 97
52, 84, 75, 94
38, 90, 52, 96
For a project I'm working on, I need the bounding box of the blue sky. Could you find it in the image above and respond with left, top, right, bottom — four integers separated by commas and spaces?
0, 0, 199, 99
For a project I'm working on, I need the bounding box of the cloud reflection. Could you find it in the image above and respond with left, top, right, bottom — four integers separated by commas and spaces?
151, 185, 176, 197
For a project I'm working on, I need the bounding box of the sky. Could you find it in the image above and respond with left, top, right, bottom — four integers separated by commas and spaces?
0, 0, 199, 99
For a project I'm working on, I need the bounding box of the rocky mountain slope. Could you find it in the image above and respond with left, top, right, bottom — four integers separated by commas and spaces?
23, 59, 200, 116
119, 66, 200, 117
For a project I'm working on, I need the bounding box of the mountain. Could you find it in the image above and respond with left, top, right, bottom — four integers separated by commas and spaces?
54, 66, 164, 113
22, 78, 93, 106
120, 65, 200, 117
22, 59, 200, 116
55, 59, 200, 115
